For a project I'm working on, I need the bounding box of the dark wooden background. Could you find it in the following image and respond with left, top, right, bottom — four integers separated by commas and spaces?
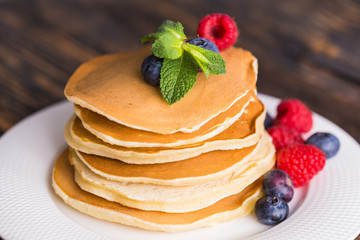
0, 0, 359, 239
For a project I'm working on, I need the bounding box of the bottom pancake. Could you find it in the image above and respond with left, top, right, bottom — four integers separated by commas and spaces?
52, 149, 264, 232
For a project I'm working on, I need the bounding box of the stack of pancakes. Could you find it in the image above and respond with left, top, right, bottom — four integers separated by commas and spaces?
52, 46, 276, 232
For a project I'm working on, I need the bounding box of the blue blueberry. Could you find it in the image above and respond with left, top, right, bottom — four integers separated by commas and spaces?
255, 196, 289, 225
141, 55, 163, 86
264, 112, 273, 129
187, 37, 220, 54
306, 132, 340, 159
263, 169, 294, 202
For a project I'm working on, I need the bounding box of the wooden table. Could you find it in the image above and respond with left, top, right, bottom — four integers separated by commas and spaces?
0, 0, 359, 239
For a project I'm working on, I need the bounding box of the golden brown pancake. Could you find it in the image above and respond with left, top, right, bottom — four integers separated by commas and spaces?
65, 102, 265, 164
52, 149, 263, 232
70, 138, 275, 212
71, 132, 274, 186
73, 90, 260, 147
65, 46, 258, 134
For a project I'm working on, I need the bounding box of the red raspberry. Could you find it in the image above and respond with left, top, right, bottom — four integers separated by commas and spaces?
277, 144, 326, 187
267, 125, 304, 151
274, 99, 313, 133
197, 13, 238, 51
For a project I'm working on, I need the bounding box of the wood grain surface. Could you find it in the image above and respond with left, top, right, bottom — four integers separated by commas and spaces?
0, 0, 359, 239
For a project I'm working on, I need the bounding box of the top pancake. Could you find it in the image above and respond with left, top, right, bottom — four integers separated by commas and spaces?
65, 46, 258, 134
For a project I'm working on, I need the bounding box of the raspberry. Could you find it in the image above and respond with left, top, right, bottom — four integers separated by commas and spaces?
274, 99, 313, 133
277, 144, 326, 187
197, 13, 238, 51
267, 125, 303, 151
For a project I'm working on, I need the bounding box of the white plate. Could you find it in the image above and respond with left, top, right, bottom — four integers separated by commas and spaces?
1, 94, 360, 240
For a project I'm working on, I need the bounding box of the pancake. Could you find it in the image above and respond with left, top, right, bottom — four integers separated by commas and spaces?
73, 90, 259, 148
65, 104, 265, 164
72, 132, 274, 186
70, 138, 275, 213
52, 149, 263, 232
64, 46, 258, 134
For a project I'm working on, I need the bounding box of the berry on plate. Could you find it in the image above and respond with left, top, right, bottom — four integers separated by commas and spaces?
197, 13, 238, 51
277, 143, 326, 187
267, 125, 304, 151
141, 55, 163, 86
263, 169, 294, 202
254, 196, 289, 225
274, 99, 313, 133
306, 132, 340, 159
264, 112, 273, 129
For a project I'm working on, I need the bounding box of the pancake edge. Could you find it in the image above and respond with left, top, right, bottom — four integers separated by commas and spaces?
72, 132, 274, 186
65, 111, 264, 164
71, 146, 275, 213
73, 91, 260, 148
52, 173, 263, 232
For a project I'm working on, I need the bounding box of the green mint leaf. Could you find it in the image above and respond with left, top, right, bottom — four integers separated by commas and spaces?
152, 33, 184, 59
158, 20, 186, 40
182, 43, 226, 78
140, 33, 159, 44
160, 51, 198, 104
141, 20, 186, 59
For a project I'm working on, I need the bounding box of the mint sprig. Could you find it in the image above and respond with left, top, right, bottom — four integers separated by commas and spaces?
141, 20, 226, 104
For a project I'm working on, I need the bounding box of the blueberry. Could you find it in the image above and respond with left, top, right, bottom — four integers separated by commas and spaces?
255, 196, 289, 225
263, 169, 294, 202
141, 55, 163, 86
306, 132, 340, 159
187, 37, 220, 54
264, 112, 273, 129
